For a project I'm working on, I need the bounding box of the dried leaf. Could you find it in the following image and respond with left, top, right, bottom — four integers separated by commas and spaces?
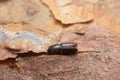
0, 24, 61, 53
43, 0, 94, 24
0, 47, 17, 60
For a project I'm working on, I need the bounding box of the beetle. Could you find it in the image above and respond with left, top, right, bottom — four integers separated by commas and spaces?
47, 43, 78, 55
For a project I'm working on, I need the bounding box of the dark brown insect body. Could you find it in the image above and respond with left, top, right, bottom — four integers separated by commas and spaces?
48, 43, 78, 55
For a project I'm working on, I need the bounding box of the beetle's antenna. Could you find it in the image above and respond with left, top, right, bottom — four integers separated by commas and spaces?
78, 50, 101, 53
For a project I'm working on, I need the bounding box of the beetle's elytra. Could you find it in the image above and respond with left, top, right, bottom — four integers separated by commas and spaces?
47, 43, 78, 55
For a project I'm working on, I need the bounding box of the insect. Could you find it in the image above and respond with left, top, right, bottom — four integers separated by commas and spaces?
9, 63, 22, 71
47, 43, 78, 55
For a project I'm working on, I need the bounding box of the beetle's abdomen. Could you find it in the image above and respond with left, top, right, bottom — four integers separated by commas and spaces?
47, 44, 61, 55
